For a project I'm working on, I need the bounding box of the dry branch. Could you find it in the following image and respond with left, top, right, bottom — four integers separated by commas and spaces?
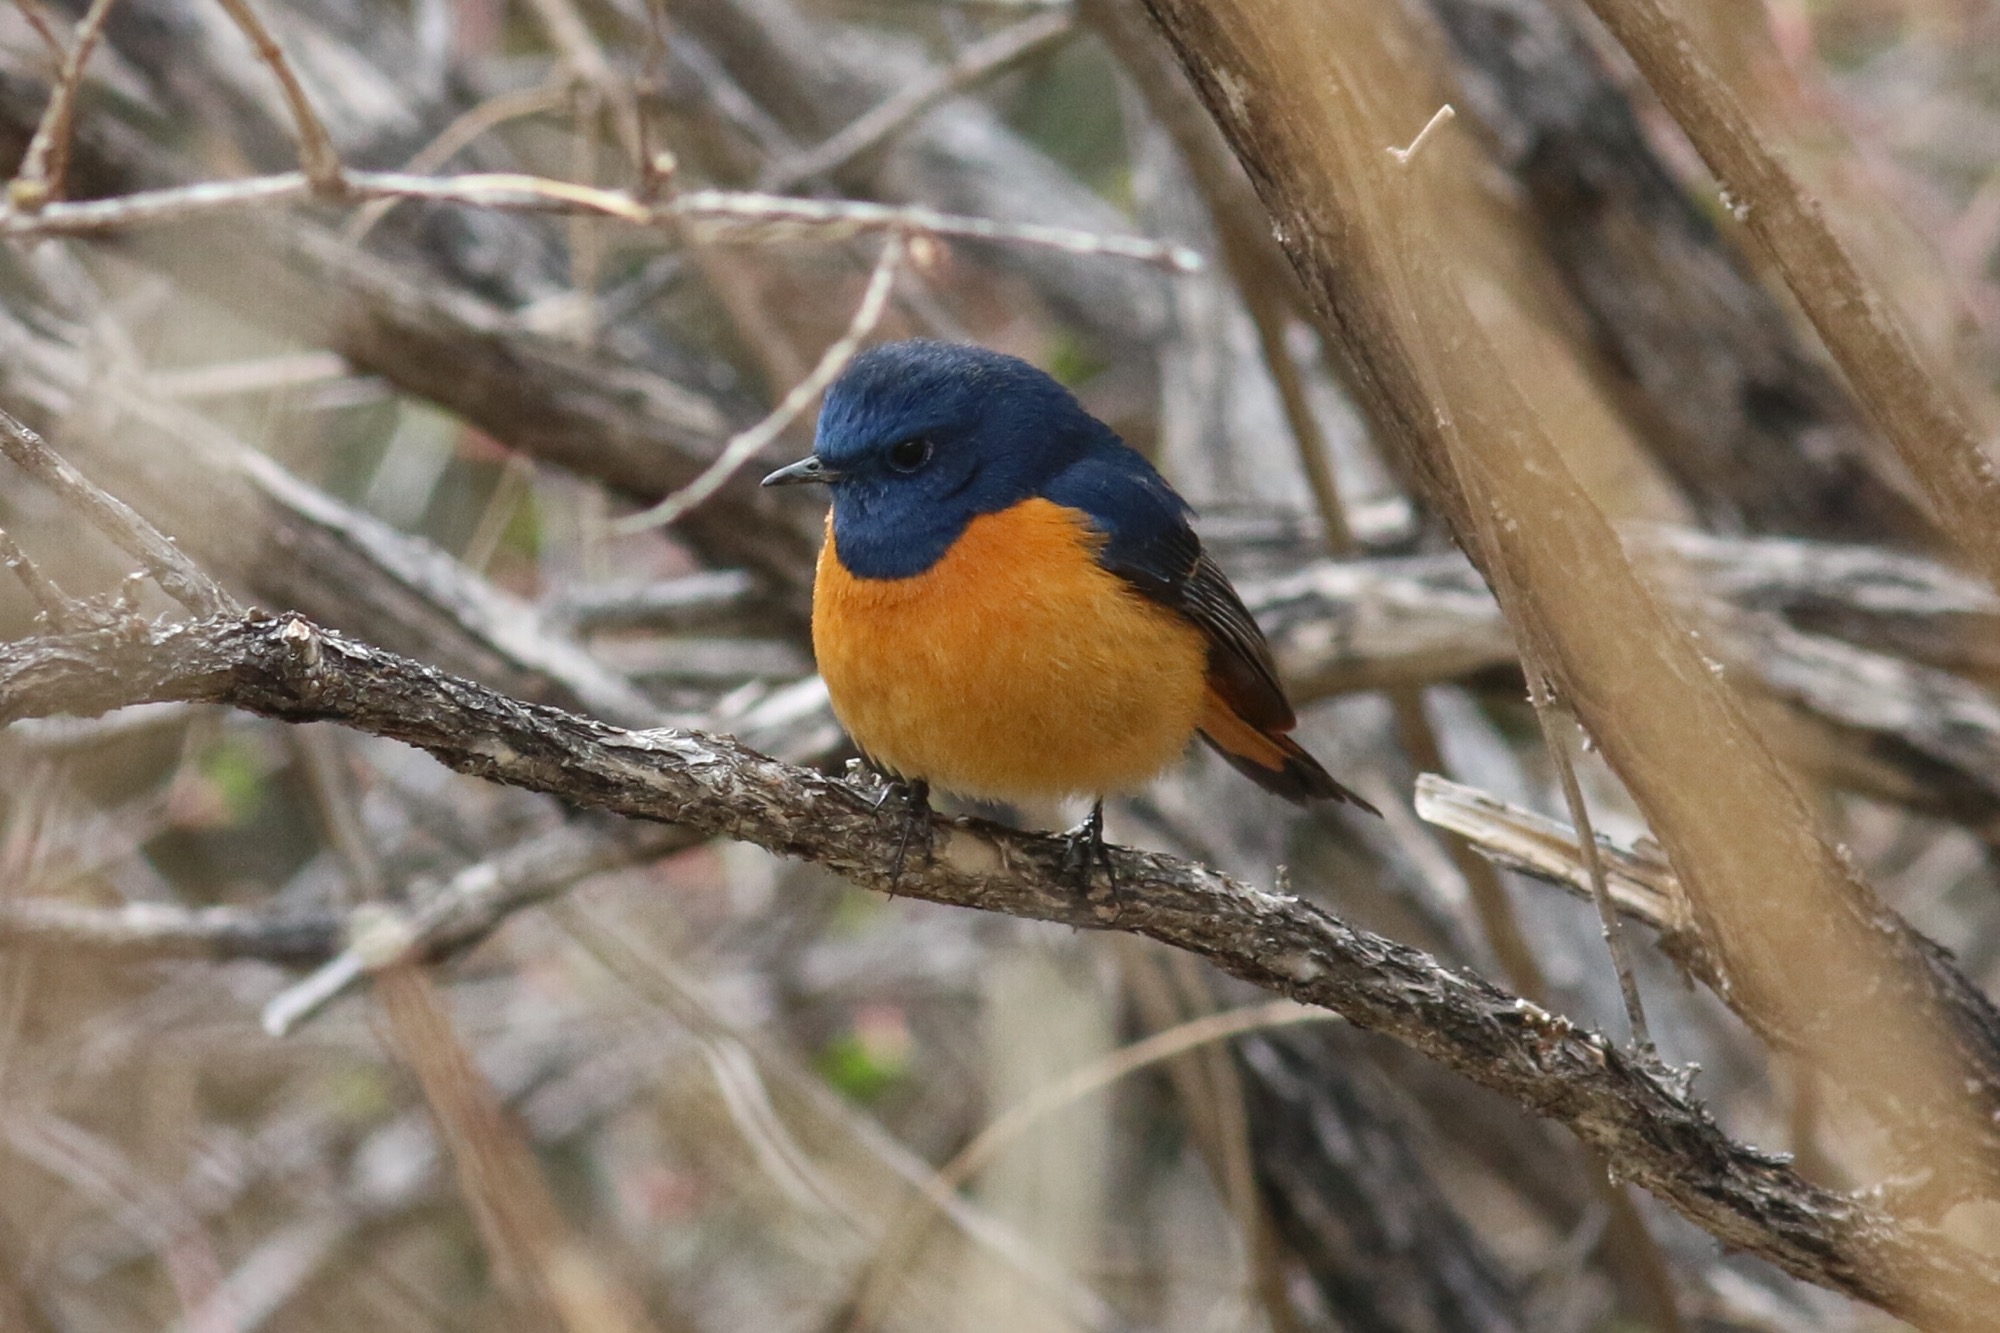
1136, 3, 2000, 1324
1422, 0, 1937, 546
0, 409, 237, 619
0, 321, 664, 724
0, 605, 1994, 1322
757, 11, 1076, 193
5, 0, 117, 211
1571, 0, 1999, 585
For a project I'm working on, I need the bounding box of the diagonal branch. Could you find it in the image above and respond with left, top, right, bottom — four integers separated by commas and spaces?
0, 408, 239, 619
757, 11, 1076, 193
5, 0, 117, 211
1571, 0, 2000, 592
0, 607, 1994, 1325
207, 0, 345, 194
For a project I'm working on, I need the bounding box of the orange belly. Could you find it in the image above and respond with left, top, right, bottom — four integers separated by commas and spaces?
812, 498, 1210, 803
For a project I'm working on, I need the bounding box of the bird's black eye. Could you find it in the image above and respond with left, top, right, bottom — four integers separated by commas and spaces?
886, 437, 932, 473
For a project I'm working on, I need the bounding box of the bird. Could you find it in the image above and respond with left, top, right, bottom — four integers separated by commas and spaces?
761, 339, 1375, 877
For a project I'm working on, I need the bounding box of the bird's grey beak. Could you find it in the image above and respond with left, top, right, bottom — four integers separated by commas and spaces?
761, 456, 840, 487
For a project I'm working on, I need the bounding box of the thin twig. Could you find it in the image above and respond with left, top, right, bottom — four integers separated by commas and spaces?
0, 172, 1203, 271
672, 190, 1203, 271
0, 524, 75, 626
11, 0, 70, 64
0, 172, 638, 234
760, 11, 1076, 192
6, 0, 120, 213
1527, 678, 1653, 1050
0, 407, 239, 618
207, 0, 345, 193
340, 81, 571, 246
613, 231, 905, 534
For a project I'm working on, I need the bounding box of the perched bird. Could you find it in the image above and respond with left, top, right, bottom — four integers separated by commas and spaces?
763, 340, 1374, 868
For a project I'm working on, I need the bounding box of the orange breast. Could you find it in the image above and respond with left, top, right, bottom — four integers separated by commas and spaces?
811, 498, 1210, 804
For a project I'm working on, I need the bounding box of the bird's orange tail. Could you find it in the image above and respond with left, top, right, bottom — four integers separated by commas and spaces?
1195, 690, 1378, 812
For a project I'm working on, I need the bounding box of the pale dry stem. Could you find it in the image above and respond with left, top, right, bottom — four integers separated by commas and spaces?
7, 0, 120, 212
208, 0, 345, 193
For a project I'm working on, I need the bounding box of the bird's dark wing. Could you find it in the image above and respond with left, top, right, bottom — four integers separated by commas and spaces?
1042, 448, 1293, 731
1044, 446, 1374, 809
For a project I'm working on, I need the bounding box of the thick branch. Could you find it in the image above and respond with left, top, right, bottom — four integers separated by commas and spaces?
1422, 0, 1936, 547
1571, 0, 2000, 590
0, 609, 1993, 1321
1138, 0, 2000, 1271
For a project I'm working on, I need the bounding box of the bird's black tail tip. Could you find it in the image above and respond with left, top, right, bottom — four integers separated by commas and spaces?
1200, 731, 1381, 815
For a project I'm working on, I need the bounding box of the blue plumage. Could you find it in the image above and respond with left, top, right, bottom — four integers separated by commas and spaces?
809, 340, 1189, 584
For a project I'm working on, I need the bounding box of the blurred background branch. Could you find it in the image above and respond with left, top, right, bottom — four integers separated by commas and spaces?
1, 0, 1998, 1329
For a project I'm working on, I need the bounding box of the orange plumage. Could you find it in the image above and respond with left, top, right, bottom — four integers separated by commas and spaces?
813, 499, 1211, 803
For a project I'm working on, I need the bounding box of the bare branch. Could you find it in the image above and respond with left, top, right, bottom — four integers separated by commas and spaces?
670, 190, 1204, 272
0, 407, 239, 619
1413, 775, 1694, 947
1572, 0, 2000, 592
6, 0, 118, 211
0, 608, 1994, 1323
207, 0, 345, 193
0, 896, 340, 962
0, 170, 1203, 272
759, 11, 1077, 193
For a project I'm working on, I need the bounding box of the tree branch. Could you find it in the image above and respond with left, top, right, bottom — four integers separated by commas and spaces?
1571, 0, 2000, 589
0, 607, 1993, 1323
1137, 0, 2000, 1269
0, 408, 238, 619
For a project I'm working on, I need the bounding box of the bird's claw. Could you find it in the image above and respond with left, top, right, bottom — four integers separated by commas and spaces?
1060, 800, 1114, 899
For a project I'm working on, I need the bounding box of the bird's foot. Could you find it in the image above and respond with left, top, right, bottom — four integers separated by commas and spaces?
885, 778, 933, 893
1060, 800, 1114, 899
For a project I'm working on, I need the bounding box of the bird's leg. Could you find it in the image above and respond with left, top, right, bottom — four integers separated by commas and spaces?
1060, 799, 1114, 896
886, 778, 933, 892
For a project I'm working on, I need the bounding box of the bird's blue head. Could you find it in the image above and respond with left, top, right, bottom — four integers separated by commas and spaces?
761, 340, 1117, 580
